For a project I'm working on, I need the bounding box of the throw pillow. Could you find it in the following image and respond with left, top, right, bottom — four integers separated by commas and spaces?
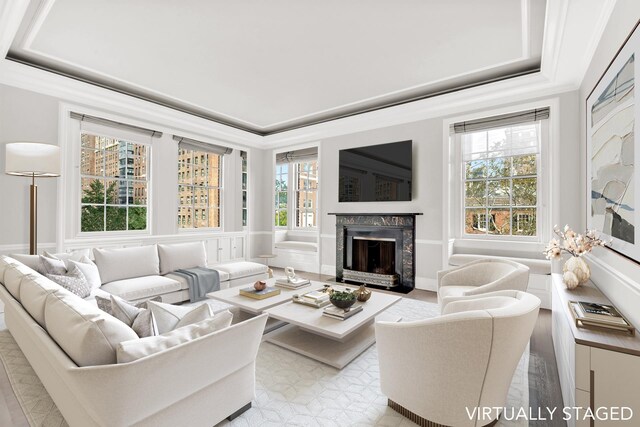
40, 254, 67, 275
68, 256, 102, 290
116, 310, 233, 363
95, 295, 161, 316
46, 265, 91, 298
110, 296, 158, 338
147, 301, 212, 334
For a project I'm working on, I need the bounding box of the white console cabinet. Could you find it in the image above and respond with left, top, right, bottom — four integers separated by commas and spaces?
551, 274, 640, 427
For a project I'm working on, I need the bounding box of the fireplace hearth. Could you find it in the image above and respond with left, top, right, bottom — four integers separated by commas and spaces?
330, 213, 420, 293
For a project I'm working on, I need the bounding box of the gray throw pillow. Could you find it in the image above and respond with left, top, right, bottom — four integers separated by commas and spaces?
110, 296, 158, 338
95, 295, 161, 316
40, 254, 67, 275
46, 265, 91, 298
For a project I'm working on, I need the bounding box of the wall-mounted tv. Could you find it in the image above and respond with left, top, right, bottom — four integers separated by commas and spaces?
338, 140, 412, 202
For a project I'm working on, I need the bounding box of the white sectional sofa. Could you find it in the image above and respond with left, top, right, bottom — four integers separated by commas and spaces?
11, 242, 268, 304
0, 255, 268, 426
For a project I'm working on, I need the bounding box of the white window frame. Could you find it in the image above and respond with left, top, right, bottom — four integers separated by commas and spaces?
293, 160, 318, 229
177, 148, 224, 231
73, 121, 153, 237
451, 116, 550, 244
274, 163, 290, 229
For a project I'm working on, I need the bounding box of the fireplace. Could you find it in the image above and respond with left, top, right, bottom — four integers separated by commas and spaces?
331, 213, 419, 292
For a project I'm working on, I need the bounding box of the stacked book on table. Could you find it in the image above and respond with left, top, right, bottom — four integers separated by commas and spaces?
322, 304, 363, 320
239, 286, 281, 300
292, 290, 330, 308
275, 276, 311, 290
569, 300, 635, 335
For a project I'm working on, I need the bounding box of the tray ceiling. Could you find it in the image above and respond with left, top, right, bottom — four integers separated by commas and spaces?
8, 0, 547, 135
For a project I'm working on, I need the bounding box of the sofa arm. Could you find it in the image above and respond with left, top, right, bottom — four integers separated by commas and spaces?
375, 313, 494, 426
65, 313, 268, 426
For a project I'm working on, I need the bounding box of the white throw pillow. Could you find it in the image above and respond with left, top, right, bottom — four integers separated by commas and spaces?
93, 245, 160, 284
116, 310, 233, 363
44, 291, 138, 366
147, 301, 212, 334
43, 250, 89, 268
68, 256, 102, 290
157, 242, 207, 275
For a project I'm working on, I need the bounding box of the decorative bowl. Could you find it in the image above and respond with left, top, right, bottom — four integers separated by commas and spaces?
254, 280, 267, 291
330, 290, 356, 311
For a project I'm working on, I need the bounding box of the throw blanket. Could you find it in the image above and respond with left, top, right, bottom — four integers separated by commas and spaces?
173, 267, 220, 302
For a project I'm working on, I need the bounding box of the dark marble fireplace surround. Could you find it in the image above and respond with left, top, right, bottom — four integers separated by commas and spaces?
331, 213, 419, 292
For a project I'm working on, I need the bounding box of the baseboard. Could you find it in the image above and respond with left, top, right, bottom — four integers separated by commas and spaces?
414, 277, 437, 292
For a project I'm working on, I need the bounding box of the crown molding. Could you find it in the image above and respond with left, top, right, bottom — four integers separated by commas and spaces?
0, 0, 29, 59
0, 58, 264, 148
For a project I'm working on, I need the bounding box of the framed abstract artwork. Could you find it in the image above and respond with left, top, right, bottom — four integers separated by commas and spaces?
586, 20, 640, 264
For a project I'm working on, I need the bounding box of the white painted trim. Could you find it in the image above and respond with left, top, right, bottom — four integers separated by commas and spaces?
415, 239, 443, 246
0, 242, 57, 254
415, 277, 437, 292
539, 0, 569, 81
0, 60, 262, 147
0, 0, 29, 59
320, 234, 336, 239
248, 231, 272, 236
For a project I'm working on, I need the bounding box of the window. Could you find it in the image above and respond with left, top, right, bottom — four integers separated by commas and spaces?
275, 164, 289, 227
295, 161, 318, 227
178, 148, 222, 229
80, 133, 149, 232
462, 123, 540, 237
241, 151, 248, 227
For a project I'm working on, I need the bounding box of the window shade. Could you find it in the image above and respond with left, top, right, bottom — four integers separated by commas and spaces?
453, 107, 549, 134
275, 147, 318, 164
173, 135, 233, 155
70, 112, 163, 138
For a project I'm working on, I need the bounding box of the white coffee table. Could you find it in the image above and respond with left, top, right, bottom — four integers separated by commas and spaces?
264, 286, 401, 369
206, 278, 326, 332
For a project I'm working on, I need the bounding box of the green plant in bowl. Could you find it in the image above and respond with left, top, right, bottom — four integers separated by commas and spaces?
330, 290, 356, 310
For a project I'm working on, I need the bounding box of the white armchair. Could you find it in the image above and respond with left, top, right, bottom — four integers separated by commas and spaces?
437, 258, 529, 310
376, 290, 540, 427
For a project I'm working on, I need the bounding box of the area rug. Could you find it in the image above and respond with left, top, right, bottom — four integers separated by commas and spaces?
0, 298, 528, 426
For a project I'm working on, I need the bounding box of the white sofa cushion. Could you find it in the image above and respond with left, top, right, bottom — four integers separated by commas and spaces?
215, 261, 268, 280
147, 301, 212, 334
157, 242, 207, 275
3, 262, 37, 300
8, 254, 43, 273
275, 241, 318, 252
101, 275, 181, 301
116, 310, 233, 364
68, 256, 101, 290
0, 256, 20, 282
442, 295, 517, 315
166, 270, 230, 292
94, 245, 160, 284
437, 285, 475, 301
19, 273, 74, 327
44, 291, 138, 366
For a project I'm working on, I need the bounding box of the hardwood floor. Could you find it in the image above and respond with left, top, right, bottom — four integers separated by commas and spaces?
0, 270, 565, 426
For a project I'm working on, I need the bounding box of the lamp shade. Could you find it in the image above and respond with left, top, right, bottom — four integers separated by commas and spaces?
5, 142, 61, 177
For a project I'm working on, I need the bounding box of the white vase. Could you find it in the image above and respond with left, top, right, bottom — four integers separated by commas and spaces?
562, 256, 591, 289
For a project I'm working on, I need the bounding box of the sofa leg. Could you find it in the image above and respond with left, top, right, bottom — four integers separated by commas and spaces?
226, 402, 251, 421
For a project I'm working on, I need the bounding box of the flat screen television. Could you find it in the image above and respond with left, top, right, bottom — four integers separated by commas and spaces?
338, 140, 412, 202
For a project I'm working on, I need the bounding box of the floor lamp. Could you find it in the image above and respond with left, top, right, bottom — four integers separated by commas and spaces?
5, 142, 61, 255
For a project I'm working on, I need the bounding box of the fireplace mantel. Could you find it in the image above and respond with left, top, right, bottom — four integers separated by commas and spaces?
333, 213, 417, 292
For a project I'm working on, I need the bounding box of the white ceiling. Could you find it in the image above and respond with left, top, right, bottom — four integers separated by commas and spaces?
8, 0, 547, 135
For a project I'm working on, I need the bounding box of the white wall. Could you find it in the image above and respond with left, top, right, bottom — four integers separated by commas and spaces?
0, 83, 270, 261
579, 0, 640, 327
0, 85, 59, 250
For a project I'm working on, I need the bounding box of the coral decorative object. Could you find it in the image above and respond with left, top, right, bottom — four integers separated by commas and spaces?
544, 225, 608, 289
